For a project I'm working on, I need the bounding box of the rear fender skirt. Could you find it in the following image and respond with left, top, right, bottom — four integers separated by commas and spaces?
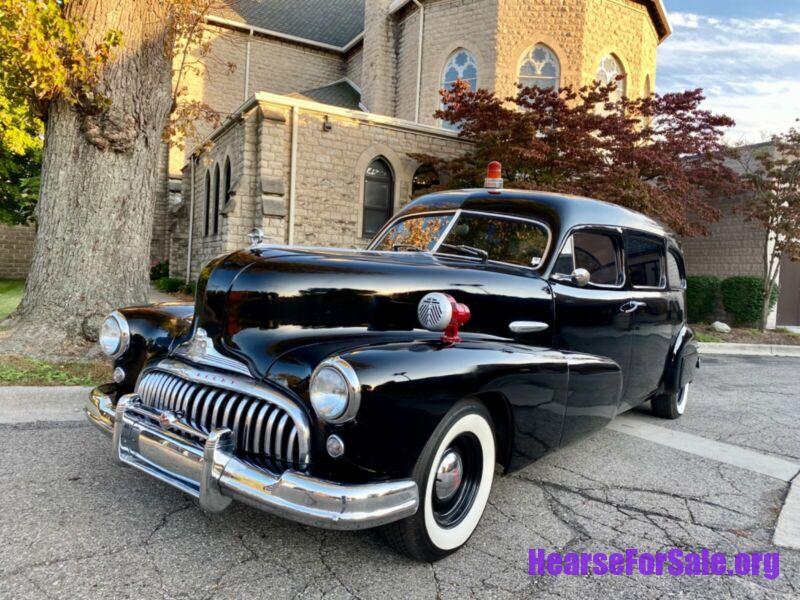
663, 325, 699, 395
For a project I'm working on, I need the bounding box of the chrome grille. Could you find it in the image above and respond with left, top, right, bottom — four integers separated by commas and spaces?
136, 368, 305, 468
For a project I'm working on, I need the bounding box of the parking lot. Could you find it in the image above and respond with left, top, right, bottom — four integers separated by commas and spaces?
1, 354, 798, 599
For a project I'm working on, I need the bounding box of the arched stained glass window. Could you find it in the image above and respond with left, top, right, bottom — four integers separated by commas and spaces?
440, 49, 478, 131
213, 164, 220, 235
223, 157, 232, 207
596, 54, 626, 101
518, 44, 560, 91
204, 171, 211, 237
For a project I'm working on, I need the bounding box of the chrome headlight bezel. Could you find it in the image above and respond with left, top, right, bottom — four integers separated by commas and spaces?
309, 357, 361, 424
99, 310, 131, 359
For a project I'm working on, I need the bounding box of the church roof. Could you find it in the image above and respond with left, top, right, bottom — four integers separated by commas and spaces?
214, 0, 365, 49
291, 80, 364, 110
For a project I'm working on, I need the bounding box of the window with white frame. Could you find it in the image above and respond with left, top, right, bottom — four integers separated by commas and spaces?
518, 44, 560, 91
440, 49, 477, 131
596, 54, 626, 101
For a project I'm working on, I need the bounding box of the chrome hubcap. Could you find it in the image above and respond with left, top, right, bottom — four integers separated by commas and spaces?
434, 449, 463, 501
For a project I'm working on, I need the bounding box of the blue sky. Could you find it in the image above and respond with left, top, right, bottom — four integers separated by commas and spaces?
658, 0, 800, 143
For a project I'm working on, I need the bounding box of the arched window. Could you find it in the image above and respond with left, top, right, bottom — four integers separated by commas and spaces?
440, 49, 477, 131
213, 164, 220, 235
412, 163, 440, 196
223, 157, 232, 208
518, 44, 560, 91
363, 158, 394, 237
596, 54, 626, 101
203, 171, 211, 237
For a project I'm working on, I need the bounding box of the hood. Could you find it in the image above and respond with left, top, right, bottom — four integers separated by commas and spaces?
191, 246, 553, 377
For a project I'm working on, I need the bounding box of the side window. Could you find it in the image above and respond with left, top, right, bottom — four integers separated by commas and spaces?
553, 231, 622, 286
627, 235, 665, 288
667, 250, 685, 290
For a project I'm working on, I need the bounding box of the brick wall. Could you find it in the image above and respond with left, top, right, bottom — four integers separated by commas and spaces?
0, 223, 35, 279
680, 195, 767, 279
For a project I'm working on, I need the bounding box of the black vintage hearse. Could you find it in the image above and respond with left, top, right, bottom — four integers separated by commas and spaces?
87, 170, 698, 561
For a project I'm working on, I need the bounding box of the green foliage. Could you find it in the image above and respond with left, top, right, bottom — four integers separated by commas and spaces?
695, 332, 722, 343
721, 276, 778, 326
0, 145, 41, 225
154, 277, 184, 293
0, 279, 24, 320
0, 354, 110, 386
149, 260, 169, 281
685, 276, 721, 323
182, 281, 196, 296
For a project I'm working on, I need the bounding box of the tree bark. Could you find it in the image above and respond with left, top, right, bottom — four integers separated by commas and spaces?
0, 0, 173, 358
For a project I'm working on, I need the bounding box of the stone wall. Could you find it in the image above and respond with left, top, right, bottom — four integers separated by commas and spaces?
680, 195, 767, 279
178, 96, 471, 278
361, 0, 397, 114
395, 0, 498, 126
0, 223, 35, 279
346, 45, 364, 87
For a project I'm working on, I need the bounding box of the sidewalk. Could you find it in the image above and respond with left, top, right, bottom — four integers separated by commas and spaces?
699, 342, 800, 358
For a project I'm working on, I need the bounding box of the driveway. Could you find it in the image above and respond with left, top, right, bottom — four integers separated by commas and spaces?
1, 355, 798, 599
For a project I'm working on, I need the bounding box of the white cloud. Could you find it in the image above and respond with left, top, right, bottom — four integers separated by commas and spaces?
658, 12, 800, 142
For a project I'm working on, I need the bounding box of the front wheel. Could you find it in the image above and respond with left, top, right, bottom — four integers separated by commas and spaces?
651, 383, 689, 419
382, 400, 496, 562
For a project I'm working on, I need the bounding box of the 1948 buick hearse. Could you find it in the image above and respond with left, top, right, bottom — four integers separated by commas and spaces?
86, 165, 699, 561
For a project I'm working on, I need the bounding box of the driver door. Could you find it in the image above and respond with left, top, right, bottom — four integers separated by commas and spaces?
550, 228, 634, 445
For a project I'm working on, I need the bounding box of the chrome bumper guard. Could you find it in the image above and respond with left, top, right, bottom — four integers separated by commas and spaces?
85, 388, 418, 530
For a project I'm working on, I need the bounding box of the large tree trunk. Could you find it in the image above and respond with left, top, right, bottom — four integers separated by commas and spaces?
0, 0, 173, 358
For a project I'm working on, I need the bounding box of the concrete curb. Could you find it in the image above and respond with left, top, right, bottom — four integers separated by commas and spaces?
699, 342, 800, 358
774, 474, 800, 550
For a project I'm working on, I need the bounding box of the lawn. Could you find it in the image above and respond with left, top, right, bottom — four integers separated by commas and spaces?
0, 279, 24, 320
0, 355, 111, 386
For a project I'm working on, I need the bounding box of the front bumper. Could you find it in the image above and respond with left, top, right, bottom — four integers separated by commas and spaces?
85, 387, 418, 530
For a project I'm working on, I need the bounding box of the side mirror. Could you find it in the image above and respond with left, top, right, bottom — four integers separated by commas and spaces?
572, 268, 591, 287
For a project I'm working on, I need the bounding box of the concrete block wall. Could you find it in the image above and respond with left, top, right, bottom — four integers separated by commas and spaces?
0, 223, 35, 279
361, 0, 397, 114
346, 46, 364, 88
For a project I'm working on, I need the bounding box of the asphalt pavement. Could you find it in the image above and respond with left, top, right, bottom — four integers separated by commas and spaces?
1, 355, 799, 599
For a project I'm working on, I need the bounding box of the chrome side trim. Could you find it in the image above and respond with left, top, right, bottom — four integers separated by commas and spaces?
509, 321, 549, 333
86, 390, 419, 530
141, 358, 311, 465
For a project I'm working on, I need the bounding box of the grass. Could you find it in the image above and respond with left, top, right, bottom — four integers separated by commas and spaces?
0, 279, 24, 320
0, 355, 111, 386
695, 332, 722, 343
776, 327, 800, 338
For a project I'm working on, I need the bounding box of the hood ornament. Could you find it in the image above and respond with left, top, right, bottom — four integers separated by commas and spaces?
174, 328, 252, 377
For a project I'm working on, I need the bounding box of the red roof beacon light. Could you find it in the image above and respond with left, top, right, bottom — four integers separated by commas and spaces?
418, 293, 471, 344
484, 161, 503, 190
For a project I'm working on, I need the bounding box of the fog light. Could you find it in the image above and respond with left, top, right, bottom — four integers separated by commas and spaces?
326, 434, 345, 458
113, 367, 126, 384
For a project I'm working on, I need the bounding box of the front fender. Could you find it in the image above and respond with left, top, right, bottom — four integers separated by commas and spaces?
320, 340, 571, 479
115, 303, 194, 391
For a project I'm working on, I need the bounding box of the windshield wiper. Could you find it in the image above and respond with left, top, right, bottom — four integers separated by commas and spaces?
392, 244, 424, 252
439, 243, 489, 262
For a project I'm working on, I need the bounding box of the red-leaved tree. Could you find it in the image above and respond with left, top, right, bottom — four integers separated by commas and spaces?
417, 80, 740, 236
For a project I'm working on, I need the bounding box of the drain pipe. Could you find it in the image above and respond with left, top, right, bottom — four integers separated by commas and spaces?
185, 156, 196, 283
288, 106, 299, 246
412, 0, 425, 122
244, 28, 253, 100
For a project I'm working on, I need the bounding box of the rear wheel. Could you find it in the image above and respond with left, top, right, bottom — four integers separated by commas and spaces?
382, 400, 495, 562
651, 382, 689, 419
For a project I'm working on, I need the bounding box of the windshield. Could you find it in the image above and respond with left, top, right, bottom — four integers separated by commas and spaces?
372, 211, 550, 268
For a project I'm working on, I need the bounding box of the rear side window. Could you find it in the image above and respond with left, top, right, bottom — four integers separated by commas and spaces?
553, 231, 622, 286
667, 250, 685, 290
627, 235, 665, 288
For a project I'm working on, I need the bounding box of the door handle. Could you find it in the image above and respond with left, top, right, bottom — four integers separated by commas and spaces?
509, 321, 549, 333
620, 301, 647, 314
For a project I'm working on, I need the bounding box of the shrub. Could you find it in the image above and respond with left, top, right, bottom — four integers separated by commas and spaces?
685, 276, 721, 323
182, 281, 196, 296
154, 277, 184, 293
720, 276, 779, 326
150, 260, 169, 281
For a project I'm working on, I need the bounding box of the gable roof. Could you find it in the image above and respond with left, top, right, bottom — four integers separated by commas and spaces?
291, 80, 364, 110
214, 0, 365, 49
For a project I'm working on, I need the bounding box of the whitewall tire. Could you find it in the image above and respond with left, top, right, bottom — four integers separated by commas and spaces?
652, 382, 689, 420
382, 400, 496, 561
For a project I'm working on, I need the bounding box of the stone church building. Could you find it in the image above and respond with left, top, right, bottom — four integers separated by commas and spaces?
160, 0, 671, 280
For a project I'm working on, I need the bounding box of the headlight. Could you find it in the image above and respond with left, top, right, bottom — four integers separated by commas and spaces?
309, 358, 360, 424
99, 311, 131, 358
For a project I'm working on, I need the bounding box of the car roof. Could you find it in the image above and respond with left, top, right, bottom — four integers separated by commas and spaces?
395, 189, 673, 241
